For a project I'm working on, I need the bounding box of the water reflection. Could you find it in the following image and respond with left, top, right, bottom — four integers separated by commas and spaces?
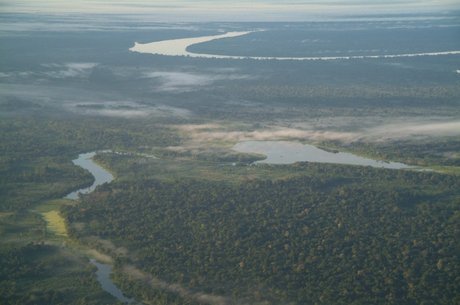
233, 141, 412, 169
90, 259, 134, 304
65, 152, 114, 200
65, 152, 133, 304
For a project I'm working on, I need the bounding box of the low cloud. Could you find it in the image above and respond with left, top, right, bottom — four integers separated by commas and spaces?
178, 124, 357, 143
2, 1, 458, 21
71, 101, 192, 118
0, 63, 98, 80
361, 120, 460, 141
144, 71, 251, 92
178, 120, 460, 145
42, 62, 98, 78
179, 123, 222, 132
0, 71, 36, 79
0, 16, 202, 33
145, 71, 215, 92
122, 264, 230, 305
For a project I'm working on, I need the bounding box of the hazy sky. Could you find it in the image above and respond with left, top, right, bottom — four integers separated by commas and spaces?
1, 0, 459, 21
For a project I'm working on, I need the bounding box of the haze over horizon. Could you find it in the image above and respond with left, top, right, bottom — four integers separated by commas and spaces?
1, 0, 460, 304
1, 0, 459, 21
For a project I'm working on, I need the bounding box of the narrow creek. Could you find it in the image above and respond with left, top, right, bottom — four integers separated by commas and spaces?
65, 151, 134, 304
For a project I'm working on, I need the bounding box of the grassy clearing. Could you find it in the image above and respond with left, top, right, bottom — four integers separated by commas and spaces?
34, 199, 74, 240
41, 210, 67, 237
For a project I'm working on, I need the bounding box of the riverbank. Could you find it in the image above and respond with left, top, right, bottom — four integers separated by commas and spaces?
130, 31, 460, 61
33, 151, 135, 304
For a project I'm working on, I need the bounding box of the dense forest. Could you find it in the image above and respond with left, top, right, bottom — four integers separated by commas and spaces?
0, 116, 180, 211
2, 11, 460, 305
64, 163, 460, 305
0, 243, 118, 305
1, 109, 459, 305
0, 116, 181, 305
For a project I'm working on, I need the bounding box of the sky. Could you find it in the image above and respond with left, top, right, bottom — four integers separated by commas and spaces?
0, 0, 459, 21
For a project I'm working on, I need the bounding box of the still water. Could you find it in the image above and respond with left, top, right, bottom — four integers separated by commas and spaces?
233, 141, 412, 169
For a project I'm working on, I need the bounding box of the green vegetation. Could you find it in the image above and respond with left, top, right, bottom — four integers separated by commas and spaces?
342, 138, 460, 167
64, 161, 460, 305
1, 16, 460, 305
1, 113, 459, 305
35, 199, 72, 238
0, 116, 180, 211
0, 116, 181, 305
0, 243, 117, 305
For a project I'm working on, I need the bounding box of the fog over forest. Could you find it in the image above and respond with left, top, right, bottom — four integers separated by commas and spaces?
1, 1, 459, 305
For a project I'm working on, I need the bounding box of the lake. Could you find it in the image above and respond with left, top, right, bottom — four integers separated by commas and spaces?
233, 141, 413, 169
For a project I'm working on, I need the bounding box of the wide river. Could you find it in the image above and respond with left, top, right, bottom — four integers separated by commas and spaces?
233, 141, 413, 169
65, 152, 134, 304
130, 31, 460, 61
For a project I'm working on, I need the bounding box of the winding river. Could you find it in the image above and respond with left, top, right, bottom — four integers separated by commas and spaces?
90, 259, 134, 304
65, 152, 113, 200
64, 145, 412, 302
65, 152, 133, 304
130, 31, 460, 61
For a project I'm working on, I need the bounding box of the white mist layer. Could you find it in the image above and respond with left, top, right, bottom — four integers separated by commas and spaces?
130, 31, 460, 61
